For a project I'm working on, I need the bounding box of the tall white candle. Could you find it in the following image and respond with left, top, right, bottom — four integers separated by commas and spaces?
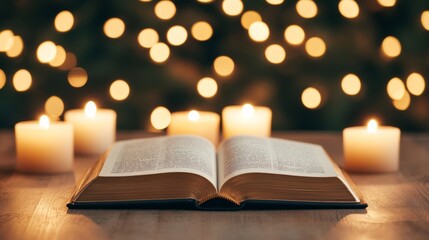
15, 115, 74, 173
343, 119, 401, 172
167, 110, 220, 145
222, 104, 272, 139
65, 101, 116, 155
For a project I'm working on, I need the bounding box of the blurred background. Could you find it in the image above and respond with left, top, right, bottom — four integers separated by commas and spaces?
0, 0, 428, 131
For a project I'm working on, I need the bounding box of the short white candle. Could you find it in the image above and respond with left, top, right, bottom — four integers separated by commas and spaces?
222, 104, 272, 139
65, 101, 116, 155
167, 110, 220, 145
343, 119, 401, 172
15, 115, 74, 173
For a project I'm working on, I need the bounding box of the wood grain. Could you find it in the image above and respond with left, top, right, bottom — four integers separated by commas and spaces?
0, 131, 428, 240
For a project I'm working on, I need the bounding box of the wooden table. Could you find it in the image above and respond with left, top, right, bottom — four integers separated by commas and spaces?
1, 131, 428, 240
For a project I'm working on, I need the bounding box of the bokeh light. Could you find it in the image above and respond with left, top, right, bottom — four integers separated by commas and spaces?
149, 42, 170, 63
68, 67, 88, 88
0, 69, 6, 89
154, 1, 176, 20
284, 25, 305, 45
36, 41, 57, 63
191, 21, 213, 41
387, 77, 405, 100
214, 56, 235, 77
54, 11, 74, 32
138, 28, 159, 48
377, 0, 396, 7
167, 25, 188, 46
0, 30, 14, 52
150, 106, 172, 130
381, 36, 401, 58
103, 18, 125, 39
197, 0, 214, 3
406, 73, 426, 96
301, 87, 322, 109
241, 11, 262, 30
49, 45, 66, 67
265, 44, 286, 64
305, 37, 326, 58
248, 21, 270, 42
338, 0, 359, 19
44, 96, 65, 117
296, 0, 318, 19
6, 35, 24, 58
222, 0, 244, 16
110, 79, 130, 101
341, 73, 361, 95
197, 77, 218, 98
188, 110, 200, 121
266, 0, 284, 5
421, 11, 429, 31
12, 69, 32, 92
393, 90, 410, 111
59, 52, 77, 70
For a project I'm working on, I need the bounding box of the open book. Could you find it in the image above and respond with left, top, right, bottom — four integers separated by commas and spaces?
67, 135, 367, 210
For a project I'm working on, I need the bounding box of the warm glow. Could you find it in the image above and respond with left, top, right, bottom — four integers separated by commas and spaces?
138, 28, 159, 48
301, 87, 321, 109
266, 0, 284, 5
393, 91, 411, 111
248, 21, 270, 42
241, 11, 262, 30
191, 21, 213, 41
45, 96, 65, 117
37, 41, 57, 63
84, 101, 97, 118
151, 106, 171, 130
377, 0, 396, 7
406, 73, 426, 96
188, 110, 200, 121
0, 30, 14, 52
241, 104, 255, 118
305, 37, 326, 58
367, 119, 378, 134
39, 115, 50, 129
49, 45, 66, 67
59, 52, 77, 70
296, 0, 318, 19
110, 79, 130, 101
214, 56, 235, 77
103, 18, 125, 39
387, 77, 405, 100
68, 67, 88, 88
341, 74, 361, 95
338, 0, 359, 19
284, 25, 305, 45
0, 69, 6, 89
222, 0, 244, 16
197, 77, 218, 98
381, 36, 401, 58
6, 35, 24, 58
421, 11, 429, 31
149, 42, 170, 63
197, 0, 214, 3
265, 44, 286, 64
54, 11, 74, 32
167, 25, 188, 46
154, 0, 176, 20
12, 69, 32, 92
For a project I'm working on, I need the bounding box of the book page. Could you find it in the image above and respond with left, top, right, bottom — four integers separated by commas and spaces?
217, 136, 338, 187
99, 135, 217, 188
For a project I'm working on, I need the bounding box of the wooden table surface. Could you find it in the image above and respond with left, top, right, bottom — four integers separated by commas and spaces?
1, 131, 428, 240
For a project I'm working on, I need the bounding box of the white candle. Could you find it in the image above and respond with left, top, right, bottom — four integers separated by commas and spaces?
65, 101, 116, 155
343, 119, 401, 172
222, 104, 272, 139
15, 115, 74, 173
167, 110, 220, 145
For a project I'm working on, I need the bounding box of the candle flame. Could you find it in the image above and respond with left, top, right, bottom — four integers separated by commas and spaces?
39, 115, 50, 129
84, 101, 97, 118
188, 110, 200, 121
367, 119, 378, 134
241, 103, 255, 118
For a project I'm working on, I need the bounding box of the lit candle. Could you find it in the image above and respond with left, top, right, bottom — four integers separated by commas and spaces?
167, 110, 220, 145
222, 104, 272, 139
343, 119, 401, 172
15, 115, 74, 173
65, 101, 116, 155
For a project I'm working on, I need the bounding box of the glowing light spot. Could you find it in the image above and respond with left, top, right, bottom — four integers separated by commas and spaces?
149, 42, 170, 63
12, 69, 32, 92
138, 28, 159, 48
48, 45, 66, 67
341, 74, 361, 95
197, 0, 214, 3
367, 119, 378, 134
284, 25, 305, 45
167, 25, 188, 46
154, 1, 176, 20
39, 115, 50, 129
84, 101, 97, 118
377, 0, 396, 7
197, 77, 218, 98
241, 104, 255, 118
305, 37, 326, 58
110, 79, 130, 101
68, 67, 88, 88
387, 77, 405, 100
151, 106, 172, 130
45, 96, 65, 117
296, 0, 318, 19
214, 56, 235, 77
191, 21, 213, 41
140, 0, 152, 2
188, 110, 200, 121
393, 91, 411, 111
6, 35, 24, 58
338, 0, 359, 19
222, 0, 244, 16
37, 41, 57, 63
54, 11, 74, 32
266, 0, 284, 5
103, 18, 125, 39
301, 87, 321, 109
0, 30, 14, 52
0, 69, 6, 89
421, 11, 429, 31
248, 21, 270, 42
381, 36, 401, 58
59, 52, 77, 70
265, 44, 286, 64
241, 11, 262, 30
406, 73, 426, 96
